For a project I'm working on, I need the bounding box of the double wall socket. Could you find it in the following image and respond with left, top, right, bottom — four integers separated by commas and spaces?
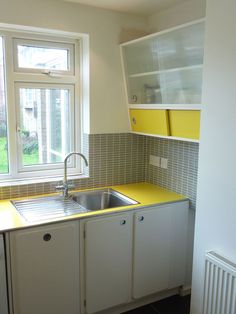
149, 155, 168, 169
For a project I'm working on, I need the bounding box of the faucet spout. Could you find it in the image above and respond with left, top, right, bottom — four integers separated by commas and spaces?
64, 152, 88, 185
56, 152, 88, 198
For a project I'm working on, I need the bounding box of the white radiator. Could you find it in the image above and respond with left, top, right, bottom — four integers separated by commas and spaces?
203, 251, 236, 314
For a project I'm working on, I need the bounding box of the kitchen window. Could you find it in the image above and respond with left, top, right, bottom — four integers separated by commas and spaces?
0, 30, 82, 183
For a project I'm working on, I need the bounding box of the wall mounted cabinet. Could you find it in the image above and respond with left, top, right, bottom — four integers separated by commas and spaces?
121, 19, 204, 142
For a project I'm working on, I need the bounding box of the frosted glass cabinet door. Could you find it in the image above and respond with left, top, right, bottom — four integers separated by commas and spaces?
128, 66, 202, 105
9, 222, 80, 314
122, 20, 204, 105
156, 22, 204, 70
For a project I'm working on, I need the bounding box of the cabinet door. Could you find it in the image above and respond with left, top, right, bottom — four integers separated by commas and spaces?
0, 235, 8, 314
133, 202, 189, 299
168, 201, 189, 288
10, 221, 80, 314
133, 205, 172, 299
130, 109, 170, 136
85, 214, 132, 314
169, 110, 200, 139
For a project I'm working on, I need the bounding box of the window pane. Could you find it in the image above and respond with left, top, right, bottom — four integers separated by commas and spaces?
17, 44, 69, 71
19, 87, 71, 167
0, 37, 9, 174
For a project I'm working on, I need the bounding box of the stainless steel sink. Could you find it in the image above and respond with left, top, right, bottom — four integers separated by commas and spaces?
12, 188, 138, 222
71, 188, 138, 210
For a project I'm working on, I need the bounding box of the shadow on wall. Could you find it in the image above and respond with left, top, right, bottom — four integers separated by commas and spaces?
119, 28, 149, 44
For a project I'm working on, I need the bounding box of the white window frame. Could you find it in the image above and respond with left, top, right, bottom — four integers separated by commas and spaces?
13, 38, 75, 75
0, 25, 88, 184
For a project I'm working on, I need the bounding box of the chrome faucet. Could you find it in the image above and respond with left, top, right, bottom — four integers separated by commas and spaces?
56, 152, 88, 198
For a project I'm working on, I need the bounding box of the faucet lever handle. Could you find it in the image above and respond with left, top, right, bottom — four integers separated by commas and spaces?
55, 184, 65, 191
67, 184, 75, 190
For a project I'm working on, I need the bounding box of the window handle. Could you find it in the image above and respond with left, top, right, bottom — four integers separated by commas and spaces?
16, 126, 22, 144
42, 70, 62, 78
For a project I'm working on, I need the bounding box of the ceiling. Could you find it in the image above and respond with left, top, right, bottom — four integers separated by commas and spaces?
63, 0, 188, 16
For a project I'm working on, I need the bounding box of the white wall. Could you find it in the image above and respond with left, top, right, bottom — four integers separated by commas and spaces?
148, 0, 206, 31
191, 0, 236, 313
0, 0, 147, 134
147, 0, 206, 289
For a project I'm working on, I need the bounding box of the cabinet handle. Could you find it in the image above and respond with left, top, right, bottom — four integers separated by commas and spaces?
132, 117, 137, 125
120, 220, 126, 225
43, 233, 52, 241
138, 216, 144, 222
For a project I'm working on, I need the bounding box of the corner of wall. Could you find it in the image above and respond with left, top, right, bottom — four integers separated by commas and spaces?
147, 0, 206, 32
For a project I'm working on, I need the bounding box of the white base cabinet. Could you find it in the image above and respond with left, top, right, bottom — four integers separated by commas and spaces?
82, 200, 189, 313
7, 200, 189, 314
9, 221, 80, 314
84, 213, 132, 314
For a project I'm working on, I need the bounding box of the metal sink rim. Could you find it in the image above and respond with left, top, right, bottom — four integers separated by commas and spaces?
11, 188, 139, 222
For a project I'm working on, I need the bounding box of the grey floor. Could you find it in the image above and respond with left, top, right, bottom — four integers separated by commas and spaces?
122, 295, 191, 314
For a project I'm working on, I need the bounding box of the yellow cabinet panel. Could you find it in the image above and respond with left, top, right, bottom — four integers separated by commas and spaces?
129, 109, 170, 136
169, 110, 200, 140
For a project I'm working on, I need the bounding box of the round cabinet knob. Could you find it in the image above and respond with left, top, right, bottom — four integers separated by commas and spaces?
132, 117, 137, 125
120, 220, 126, 225
138, 216, 144, 222
43, 233, 52, 241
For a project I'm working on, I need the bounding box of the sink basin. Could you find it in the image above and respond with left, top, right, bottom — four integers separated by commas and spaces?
71, 188, 138, 210
12, 188, 138, 222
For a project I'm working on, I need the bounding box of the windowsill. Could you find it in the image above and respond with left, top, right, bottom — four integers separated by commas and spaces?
0, 174, 89, 187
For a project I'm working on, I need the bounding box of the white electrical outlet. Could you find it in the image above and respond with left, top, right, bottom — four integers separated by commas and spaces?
149, 155, 161, 167
160, 157, 168, 169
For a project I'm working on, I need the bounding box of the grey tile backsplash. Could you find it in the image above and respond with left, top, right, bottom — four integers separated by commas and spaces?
0, 133, 146, 200
0, 133, 199, 209
144, 137, 199, 210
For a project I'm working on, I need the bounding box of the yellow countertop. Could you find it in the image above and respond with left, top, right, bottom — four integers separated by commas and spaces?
0, 182, 188, 232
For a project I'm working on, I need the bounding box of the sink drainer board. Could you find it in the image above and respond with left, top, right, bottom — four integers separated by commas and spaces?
12, 189, 139, 222
12, 196, 88, 222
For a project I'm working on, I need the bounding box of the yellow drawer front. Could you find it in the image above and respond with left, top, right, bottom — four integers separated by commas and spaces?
169, 110, 200, 140
129, 109, 170, 136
